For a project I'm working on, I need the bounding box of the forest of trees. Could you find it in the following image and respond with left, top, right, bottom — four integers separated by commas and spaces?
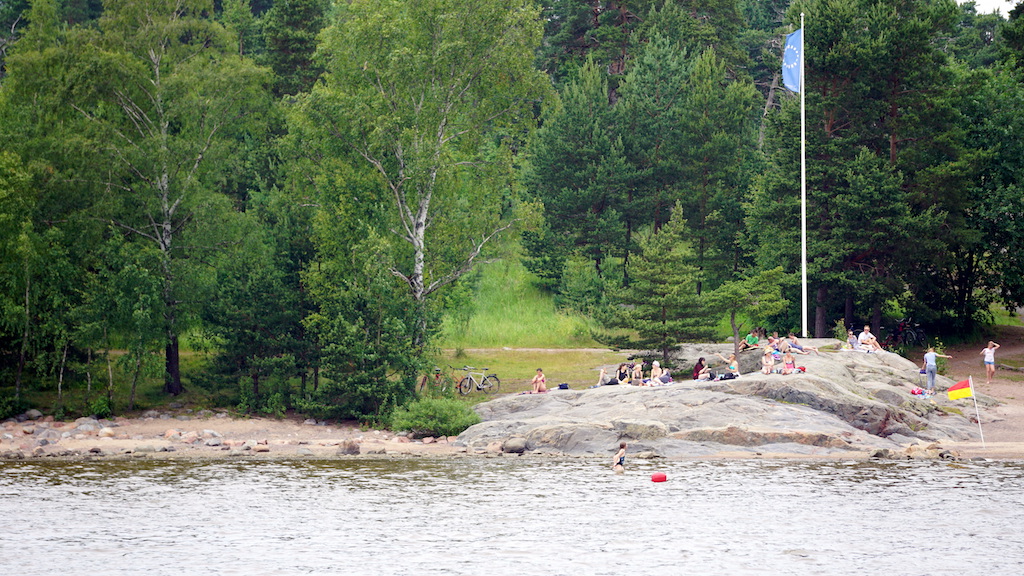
2, 0, 1023, 421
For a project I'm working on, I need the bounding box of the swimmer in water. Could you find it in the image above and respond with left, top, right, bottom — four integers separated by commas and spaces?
612, 441, 626, 473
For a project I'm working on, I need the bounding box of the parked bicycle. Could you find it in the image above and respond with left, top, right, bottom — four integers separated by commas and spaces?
418, 365, 457, 396
457, 366, 500, 395
883, 318, 926, 349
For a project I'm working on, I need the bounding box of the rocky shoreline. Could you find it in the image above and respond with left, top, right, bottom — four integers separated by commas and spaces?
3, 340, 1022, 463
0, 409, 468, 461
460, 340, 1020, 462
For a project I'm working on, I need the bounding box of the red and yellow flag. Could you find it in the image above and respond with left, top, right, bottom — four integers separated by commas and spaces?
947, 378, 973, 400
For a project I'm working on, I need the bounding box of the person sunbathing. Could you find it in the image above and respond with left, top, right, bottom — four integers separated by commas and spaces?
760, 348, 775, 374
781, 351, 797, 375
786, 333, 818, 355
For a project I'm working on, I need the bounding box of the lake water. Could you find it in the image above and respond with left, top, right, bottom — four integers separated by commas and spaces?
3, 457, 1023, 575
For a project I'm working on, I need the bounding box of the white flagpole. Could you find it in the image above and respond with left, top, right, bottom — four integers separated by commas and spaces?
800, 12, 808, 338
969, 375, 985, 449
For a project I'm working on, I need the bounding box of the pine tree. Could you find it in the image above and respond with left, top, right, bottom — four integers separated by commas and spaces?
604, 203, 714, 364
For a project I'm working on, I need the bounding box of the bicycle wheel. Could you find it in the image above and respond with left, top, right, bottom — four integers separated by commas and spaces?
481, 375, 500, 394
458, 377, 474, 395
437, 374, 453, 395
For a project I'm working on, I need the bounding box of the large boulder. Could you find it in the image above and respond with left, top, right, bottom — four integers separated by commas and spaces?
457, 341, 989, 458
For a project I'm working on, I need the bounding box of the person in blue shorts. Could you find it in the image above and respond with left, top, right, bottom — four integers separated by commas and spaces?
980, 341, 1000, 385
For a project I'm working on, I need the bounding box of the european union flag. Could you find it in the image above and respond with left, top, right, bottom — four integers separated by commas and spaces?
782, 28, 802, 93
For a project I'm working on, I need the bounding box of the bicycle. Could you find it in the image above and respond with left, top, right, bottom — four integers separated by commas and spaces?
418, 365, 456, 396
883, 318, 925, 349
456, 366, 500, 395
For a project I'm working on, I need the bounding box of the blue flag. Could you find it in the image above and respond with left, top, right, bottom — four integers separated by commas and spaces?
782, 28, 802, 93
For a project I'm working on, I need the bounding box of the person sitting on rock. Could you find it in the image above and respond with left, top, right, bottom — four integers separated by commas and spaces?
715, 352, 741, 378
598, 363, 630, 386
692, 357, 712, 381
738, 329, 760, 351
858, 325, 883, 352
529, 368, 547, 393
631, 361, 644, 385
761, 348, 775, 374
781, 351, 797, 375
846, 329, 864, 351
645, 360, 663, 384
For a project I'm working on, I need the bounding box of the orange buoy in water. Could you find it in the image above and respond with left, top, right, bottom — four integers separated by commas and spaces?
651, 472, 667, 483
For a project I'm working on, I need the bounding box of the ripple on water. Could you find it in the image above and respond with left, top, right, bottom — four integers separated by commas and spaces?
2, 458, 1024, 575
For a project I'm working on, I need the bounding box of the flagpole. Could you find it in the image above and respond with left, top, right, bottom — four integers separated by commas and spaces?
800, 12, 808, 338
969, 375, 985, 449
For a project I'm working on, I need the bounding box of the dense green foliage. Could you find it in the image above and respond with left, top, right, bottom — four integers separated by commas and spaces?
2, 0, 1024, 423
389, 397, 481, 438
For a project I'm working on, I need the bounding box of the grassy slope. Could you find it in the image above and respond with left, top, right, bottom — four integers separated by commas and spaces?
434, 257, 632, 393
439, 257, 600, 349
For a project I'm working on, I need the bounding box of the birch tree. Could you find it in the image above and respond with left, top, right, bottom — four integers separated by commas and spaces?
302, 0, 548, 347
69, 0, 271, 394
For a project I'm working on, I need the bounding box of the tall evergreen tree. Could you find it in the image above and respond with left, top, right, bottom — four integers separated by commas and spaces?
604, 203, 713, 364
261, 0, 328, 96
523, 57, 634, 284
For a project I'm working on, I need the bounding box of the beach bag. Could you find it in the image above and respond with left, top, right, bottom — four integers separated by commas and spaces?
910, 387, 924, 395
558, 383, 569, 390
720, 372, 736, 380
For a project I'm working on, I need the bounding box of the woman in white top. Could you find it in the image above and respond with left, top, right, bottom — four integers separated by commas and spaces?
980, 341, 1000, 385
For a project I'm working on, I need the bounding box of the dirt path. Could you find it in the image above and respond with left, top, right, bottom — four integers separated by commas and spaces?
938, 325, 1024, 448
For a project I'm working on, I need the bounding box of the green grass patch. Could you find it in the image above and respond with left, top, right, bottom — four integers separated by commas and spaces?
439, 348, 631, 395
440, 258, 601, 349
990, 304, 1024, 327
937, 406, 964, 417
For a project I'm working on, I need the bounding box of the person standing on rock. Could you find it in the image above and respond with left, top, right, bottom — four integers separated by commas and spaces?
921, 347, 952, 393
612, 441, 627, 473
980, 341, 1000, 385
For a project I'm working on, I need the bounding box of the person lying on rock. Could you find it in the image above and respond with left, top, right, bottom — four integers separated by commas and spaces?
786, 333, 819, 354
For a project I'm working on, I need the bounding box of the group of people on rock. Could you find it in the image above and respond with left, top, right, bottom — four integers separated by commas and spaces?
596, 360, 673, 387
845, 324, 883, 352
738, 329, 820, 356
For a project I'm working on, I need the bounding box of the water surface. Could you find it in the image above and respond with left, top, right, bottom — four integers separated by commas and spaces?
3, 458, 1023, 575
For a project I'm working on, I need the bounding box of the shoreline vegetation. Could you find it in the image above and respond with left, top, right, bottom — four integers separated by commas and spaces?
5, 333, 1023, 463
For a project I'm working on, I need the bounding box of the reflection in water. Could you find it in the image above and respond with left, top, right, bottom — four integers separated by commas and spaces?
3, 458, 1024, 575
